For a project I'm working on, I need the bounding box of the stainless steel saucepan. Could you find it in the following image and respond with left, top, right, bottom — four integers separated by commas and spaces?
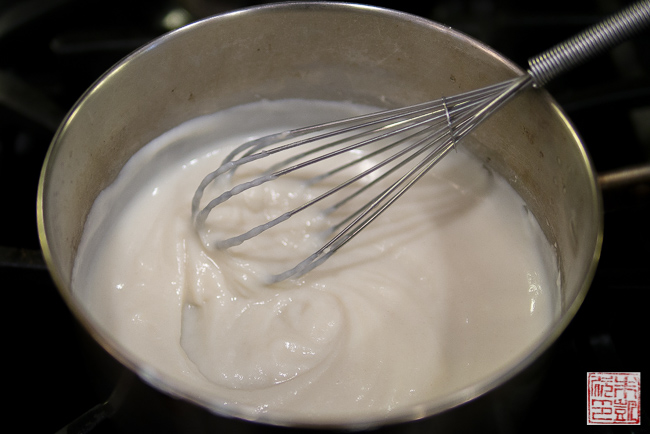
37, 2, 602, 432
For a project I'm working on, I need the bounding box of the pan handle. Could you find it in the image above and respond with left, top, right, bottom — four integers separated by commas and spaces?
598, 164, 650, 190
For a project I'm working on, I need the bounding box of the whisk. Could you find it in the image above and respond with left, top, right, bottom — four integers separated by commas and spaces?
193, 1, 650, 283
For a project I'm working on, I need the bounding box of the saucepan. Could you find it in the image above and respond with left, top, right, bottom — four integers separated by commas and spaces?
37, 2, 602, 432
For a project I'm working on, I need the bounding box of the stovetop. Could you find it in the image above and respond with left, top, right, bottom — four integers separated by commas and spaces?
2, 0, 648, 433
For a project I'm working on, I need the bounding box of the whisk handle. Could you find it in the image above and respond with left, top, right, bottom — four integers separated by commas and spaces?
527, 0, 650, 87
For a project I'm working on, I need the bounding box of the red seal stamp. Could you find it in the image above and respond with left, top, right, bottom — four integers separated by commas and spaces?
587, 372, 640, 425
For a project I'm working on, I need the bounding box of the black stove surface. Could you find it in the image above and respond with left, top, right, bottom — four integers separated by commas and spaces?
2, 1, 648, 433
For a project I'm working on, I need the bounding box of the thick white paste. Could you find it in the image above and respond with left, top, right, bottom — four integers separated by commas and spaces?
72, 99, 558, 424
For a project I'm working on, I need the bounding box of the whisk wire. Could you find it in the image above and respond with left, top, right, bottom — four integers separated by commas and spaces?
192, 75, 535, 279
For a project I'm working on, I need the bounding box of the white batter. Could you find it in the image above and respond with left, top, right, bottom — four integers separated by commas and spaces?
72, 99, 559, 424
